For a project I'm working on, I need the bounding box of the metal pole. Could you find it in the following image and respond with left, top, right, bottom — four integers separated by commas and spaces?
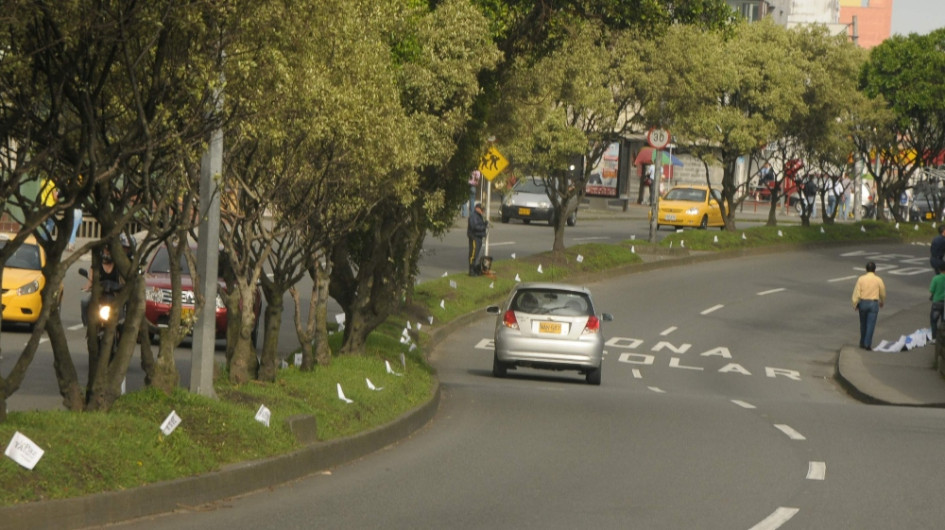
648, 151, 660, 243
191, 89, 222, 399
485, 180, 491, 257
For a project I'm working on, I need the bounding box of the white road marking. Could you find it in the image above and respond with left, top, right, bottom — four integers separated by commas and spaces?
757, 288, 785, 296
774, 424, 806, 440
807, 461, 826, 480
489, 241, 516, 247
700, 304, 724, 315
68, 324, 84, 331
731, 400, 756, 409
573, 236, 610, 241
659, 326, 677, 336
749, 507, 799, 530
828, 275, 857, 283
647, 386, 665, 393
631, 369, 642, 379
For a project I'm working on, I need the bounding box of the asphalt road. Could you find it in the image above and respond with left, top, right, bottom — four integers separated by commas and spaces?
107, 241, 945, 529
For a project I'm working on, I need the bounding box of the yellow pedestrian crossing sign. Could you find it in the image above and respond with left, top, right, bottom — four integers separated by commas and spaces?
478, 147, 508, 181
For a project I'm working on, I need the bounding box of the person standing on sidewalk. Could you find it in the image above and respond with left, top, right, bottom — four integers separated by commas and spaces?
852, 261, 886, 350
930, 265, 945, 341
467, 202, 487, 276
931, 224, 945, 273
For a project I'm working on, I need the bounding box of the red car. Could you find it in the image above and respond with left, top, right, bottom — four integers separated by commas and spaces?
143, 246, 260, 340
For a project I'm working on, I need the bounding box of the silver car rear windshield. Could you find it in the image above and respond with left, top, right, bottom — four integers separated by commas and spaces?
512, 289, 592, 316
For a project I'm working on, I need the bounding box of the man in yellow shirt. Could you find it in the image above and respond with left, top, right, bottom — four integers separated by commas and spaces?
851, 261, 886, 350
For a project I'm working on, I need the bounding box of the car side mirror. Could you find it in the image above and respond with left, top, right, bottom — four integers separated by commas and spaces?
486, 305, 501, 314
600, 313, 614, 322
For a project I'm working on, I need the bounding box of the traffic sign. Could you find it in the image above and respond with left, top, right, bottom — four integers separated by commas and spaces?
478, 147, 508, 181
646, 128, 670, 150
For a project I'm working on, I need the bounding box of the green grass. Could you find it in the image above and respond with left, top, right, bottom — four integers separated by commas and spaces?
0, 220, 930, 506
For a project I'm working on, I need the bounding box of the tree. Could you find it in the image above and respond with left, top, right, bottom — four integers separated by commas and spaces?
857, 29, 945, 221
500, 21, 652, 257
330, 0, 500, 355
652, 20, 806, 230
0, 1, 222, 417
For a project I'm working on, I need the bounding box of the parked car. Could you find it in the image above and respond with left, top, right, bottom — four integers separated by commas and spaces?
910, 191, 945, 222
500, 177, 577, 226
143, 245, 260, 341
0, 233, 58, 327
656, 185, 725, 230
486, 282, 613, 385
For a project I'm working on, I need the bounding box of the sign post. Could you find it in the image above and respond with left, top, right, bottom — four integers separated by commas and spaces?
478, 146, 508, 258
646, 128, 670, 243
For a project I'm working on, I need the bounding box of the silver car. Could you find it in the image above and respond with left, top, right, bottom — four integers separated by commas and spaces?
486, 282, 613, 385
499, 177, 577, 226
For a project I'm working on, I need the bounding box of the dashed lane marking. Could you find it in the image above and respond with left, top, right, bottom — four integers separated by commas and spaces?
774, 424, 806, 441
731, 400, 756, 409
757, 288, 785, 296
828, 275, 857, 283
749, 507, 799, 530
647, 386, 665, 393
807, 461, 826, 481
700, 304, 724, 315
659, 326, 677, 336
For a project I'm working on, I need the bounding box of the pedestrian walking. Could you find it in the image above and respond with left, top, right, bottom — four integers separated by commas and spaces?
930, 265, 945, 341
467, 202, 487, 276
851, 261, 886, 350
931, 224, 945, 273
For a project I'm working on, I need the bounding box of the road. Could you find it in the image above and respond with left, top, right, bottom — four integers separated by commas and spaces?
107, 241, 945, 529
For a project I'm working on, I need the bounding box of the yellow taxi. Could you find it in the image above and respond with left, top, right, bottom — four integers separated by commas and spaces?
1, 233, 52, 326
655, 185, 725, 230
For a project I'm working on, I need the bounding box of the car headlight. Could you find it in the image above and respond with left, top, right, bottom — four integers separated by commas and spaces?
17, 279, 40, 296
538, 202, 550, 209
98, 304, 112, 322
685, 208, 700, 215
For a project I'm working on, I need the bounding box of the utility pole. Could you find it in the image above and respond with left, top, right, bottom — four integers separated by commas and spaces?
191, 78, 223, 399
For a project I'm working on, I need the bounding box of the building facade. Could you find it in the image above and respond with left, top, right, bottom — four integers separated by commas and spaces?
839, 0, 892, 48
726, 0, 891, 48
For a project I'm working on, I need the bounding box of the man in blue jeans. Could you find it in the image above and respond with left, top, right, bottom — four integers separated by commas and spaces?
851, 261, 886, 350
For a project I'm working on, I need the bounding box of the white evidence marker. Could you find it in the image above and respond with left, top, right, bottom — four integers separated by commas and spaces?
336, 384, 354, 404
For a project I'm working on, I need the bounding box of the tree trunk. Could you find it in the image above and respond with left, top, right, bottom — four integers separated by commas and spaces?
227, 279, 259, 384
551, 207, 566, 259
313, 260, 332, 366
46, 312, 85, 411
258, 288, 283, 382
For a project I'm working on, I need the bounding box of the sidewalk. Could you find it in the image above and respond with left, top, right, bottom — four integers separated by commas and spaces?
836, 301, 945, 406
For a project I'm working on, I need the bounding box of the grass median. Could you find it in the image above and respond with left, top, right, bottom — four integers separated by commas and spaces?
0, 219, 933, 506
